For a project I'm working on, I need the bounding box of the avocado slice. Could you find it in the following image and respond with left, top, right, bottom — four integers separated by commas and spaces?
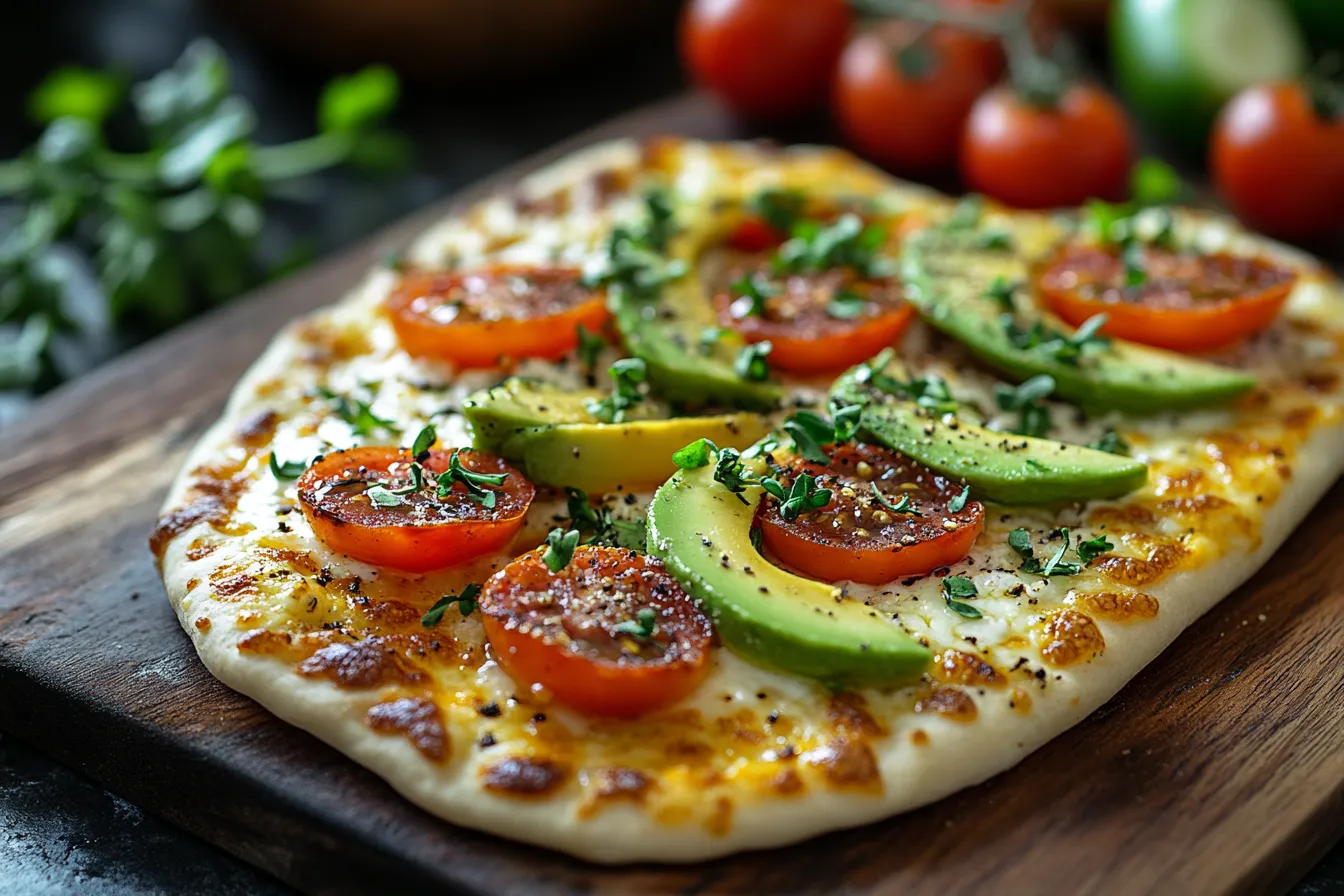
463, 378, 769, 494
831, 357, 1148, 505
647, 454, 931, 688
902, 229, 1256, 413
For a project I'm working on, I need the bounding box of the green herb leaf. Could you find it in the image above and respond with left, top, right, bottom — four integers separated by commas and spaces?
29, 67, 125, 126
983, 276, 1020, 311
772, 213, 891, 278
941, 576, 982, 618
1007, 528, 1041, 573
729, 272, 776, 319
712, 447, 759, 504
783, 410, 836, 465
575, 323, 607, 374
268, 452, 306, 479
439, 449, 508, 506
421, 583, 482, 627
365, 484, 403, 507
1077, 534, 1114, 564
872, 482, 919, 516
748, 188, 806, 233
734, 341, 773, 382
1131, 157, 1182, 207
609, 516, 648, 551
316, 387, 396, 436
831, 403, 864, 442
542, 527, 581, 573
565, 486, 604, 532
995, 375, 1055, 438
319, 65, 399, 134
777, 472, 832, 522
409, 424, 436, 459
1088, 428, 1131, 456
611, 606, 658, 640
826, 289, 866, 320
749, 524, 764, 553
673, 437, 719, 470
583, 190, 685, 301
585, 357, 647, 423
1122, 239, 1148, 287
947, 485, 970, 513
1040, 528, 1083, 577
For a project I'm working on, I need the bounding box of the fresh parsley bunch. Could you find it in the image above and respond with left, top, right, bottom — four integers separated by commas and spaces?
0, 40, 405, 395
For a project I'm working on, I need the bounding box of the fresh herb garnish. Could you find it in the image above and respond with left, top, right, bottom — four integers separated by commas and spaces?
734, 341, 773, 382
608, 516, 648, 551
440, 448, 508, 507
1076, 534, 1115, 564
612, 607, 658, 641
1088, 428, 1131, 456
863, 356, 959, 415
983, 276, 1020, 311
699, 326, 731, 354
316, 387, 396, 435
408, 424, 436, 459
826, 289, 866, 320
941, 576, 982, 619
749, 524, 764, 553
584, 189, 686, 300
995, 374, 1055, 438
831, 403, 864, 442
748, 188, 806, 233
1008, 526, 1110, 576
421, 583, 482, 627
575, 323, 606, 374
729, 273, 777, 319
1122, 239, 1148, 287
585, 357, 647, 423
783, 409, 838, 465
1001, 314, 1110, 366
772, 213, 891, 278
769, 472, 832, 522
364, 484, 404, 507
947, 485, 970, 513
1039, 531, 1081, 577
872, 483, 919, 516
542, 527, 581, 573
712, 447, 758, 503
268, 452, 306, 479
672, 437, 718, 470
563, 486, 647, 550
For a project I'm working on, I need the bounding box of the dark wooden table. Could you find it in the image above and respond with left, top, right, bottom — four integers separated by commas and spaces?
1, 2, 1341, 895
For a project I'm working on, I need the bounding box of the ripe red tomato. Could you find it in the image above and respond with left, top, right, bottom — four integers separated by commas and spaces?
834, 21, 997, 174
959, 83, 1135, 208
1211, 82, 1344, 241
680, 0, 851, 119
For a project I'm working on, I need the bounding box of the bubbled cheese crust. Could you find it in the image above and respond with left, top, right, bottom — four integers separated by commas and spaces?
154, 139, 1344, 862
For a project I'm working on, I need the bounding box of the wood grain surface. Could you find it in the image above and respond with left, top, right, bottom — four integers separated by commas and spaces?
1, 93, 1341, 896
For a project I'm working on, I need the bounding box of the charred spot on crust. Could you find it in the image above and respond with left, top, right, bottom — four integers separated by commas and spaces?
481, 756, 570, 797
802, 738, 882, 792
935, 649, 1004, 687
826, 692, 886, 738
1095, 541, 1188, 586
1072, 590, 1159, 622
1037, 608, 1105, 667
914, 687, 978, 722
150, 462, 251, 559
235, 409, 281, 449
296, 638, 424, 689
366, 697, 449, 762
594, 767, 652, 802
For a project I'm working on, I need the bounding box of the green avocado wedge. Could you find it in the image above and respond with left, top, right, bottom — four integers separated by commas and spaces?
647, 452, 931, 688
831, 356, 1149, 505
902, 230, 1256, 414
463, 378, 769, 494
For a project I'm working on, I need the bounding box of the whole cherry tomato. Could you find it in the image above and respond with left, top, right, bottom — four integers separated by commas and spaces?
960, 83, 1135, 208
1211, 81, 1344, 241
834, 21, 997, 175
680, 0, 851, 119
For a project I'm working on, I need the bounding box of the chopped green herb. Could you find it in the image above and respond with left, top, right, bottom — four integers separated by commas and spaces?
872, 482, 919, 516
772, 213, 891, 279
268, 452, 306, 479
748, 188, 806, 233
1131, 157, 1183, 207
948, 485, 970, 513
1122, 239, 1148, 287
673, 437, 719, 470
542, 527, 581, 573
1040, 528, 1082, 576
831, 403, 864, 442
565, 486, 604, 532
994, 375, 1056, 438
439, 449, 508, 507
1089, 428, 1131, 456
609, 516, 648, 551
316, 387, 396, 436
365, 484, 403, 507
775, 472, 832, 522
612, 607, 658, 640
575, 324, 606, 374
585, 357, 647, 424
408, 424, 436, 460
826, 289, 866, 320
783, 410, 836, 465
1077, 534, 1115, 565
749, 524, 764, 553
941, 576, 982, 619
583, 190, 686, 300
1001, 313, 1109, 367
712, 447, 758, 504
729, 273, 777, 319
983, 276, 1020, 311
734, 341, 773, 382
421, 583, 483, 627
1007, 528, 1041, 572
864, 357, 959, 415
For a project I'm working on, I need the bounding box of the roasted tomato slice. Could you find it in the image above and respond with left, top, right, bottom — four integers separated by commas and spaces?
1036, 244, 1297, 353
480, 546, 713, 718
385, 264, 610, 369
756, 443, 984, 585
297, 447, 534, 573
725, 216, 787, 252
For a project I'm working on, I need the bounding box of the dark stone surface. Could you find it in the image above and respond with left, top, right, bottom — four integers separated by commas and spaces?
0, 1, 1340, 894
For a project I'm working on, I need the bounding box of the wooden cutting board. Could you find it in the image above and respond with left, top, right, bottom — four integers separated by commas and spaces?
1, 93, 1341, 896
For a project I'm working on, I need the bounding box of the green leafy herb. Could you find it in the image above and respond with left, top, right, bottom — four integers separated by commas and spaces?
365, 484, 403, 507
1009, 527, 1107, 577
831, 403, 864, 442
268, 452, 306, 479
826, 289, 866, 320
783, 410, 837, 465
408, 424, 436, 459
583, 190, 685, 300
1040, 529, 1082, 577
730, 272, 777, 319
1088, 428, 1131, 456
612, 607, 658, 641
439, 449, 508, 507
608, 516, 648, 551
1084, 158, 1184, 250
421, 583, 482, 627
749, 524, 764, 553
1122, 239, 1148, 287
1007, 528, 1041, 573
774, 472, 832, 522
316, 387, 396, 436
673, 437, 719, 470
1001, 313, 1110, 367
947, 485, 970, 513
712, 447, 759, 504
1076, 534, 1115, 564
983, 276, 1020, 311
562, 485, 646, 550
1130, 157, 1182, 207
575, 323, 606, 374
941, 576, 982, 619
1, 41, 403, 394
734, 341, 773, 382
863, 357, 959, 415
565, 486, 605, 532
872, 483, 919, 516
748, 188, 806, 234
585, 357, 647, 424
542, 527, 581, 573
772, 213, 892, 278
995, 375, 1055, 438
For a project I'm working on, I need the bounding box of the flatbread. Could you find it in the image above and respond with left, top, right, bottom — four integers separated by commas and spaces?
153, 138, 1344, 862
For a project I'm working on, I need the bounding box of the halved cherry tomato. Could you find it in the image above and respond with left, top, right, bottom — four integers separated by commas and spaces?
834, 20, 996, 175
960, 84, 1135, 209
480, 546, 713, 717
756, 443, 984, 585
680, 0, 852, 119
297, 447, 534, 573
1036, 244, 1297, 352
726, 217, 787, 253
385, 265, 609, 369
707, 237, 916, 376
